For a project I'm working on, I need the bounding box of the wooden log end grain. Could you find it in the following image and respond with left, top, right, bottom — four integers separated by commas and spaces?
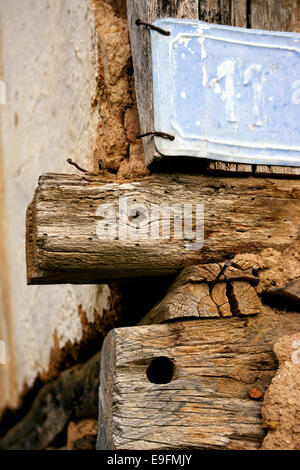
140, 263, 262, 325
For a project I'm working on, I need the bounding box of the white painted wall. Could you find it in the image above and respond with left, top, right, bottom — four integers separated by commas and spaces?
0, 0, 110, 410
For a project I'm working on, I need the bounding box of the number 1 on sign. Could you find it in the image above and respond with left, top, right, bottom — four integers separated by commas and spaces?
243, 64, 264, 127
213, 60, 265, 127
217, 60, 237, 123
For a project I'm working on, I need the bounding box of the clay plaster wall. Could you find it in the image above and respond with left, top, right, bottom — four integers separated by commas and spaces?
0, 0, 141, 412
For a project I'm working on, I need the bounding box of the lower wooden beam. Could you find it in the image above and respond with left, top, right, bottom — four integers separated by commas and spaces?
26, 173, 300, 284
97, 313, 300, 450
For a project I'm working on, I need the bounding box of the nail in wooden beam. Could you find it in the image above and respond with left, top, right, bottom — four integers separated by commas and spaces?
26, 173, 300, 284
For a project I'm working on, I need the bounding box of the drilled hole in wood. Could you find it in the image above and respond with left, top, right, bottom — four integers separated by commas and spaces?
146, 356, 175, 384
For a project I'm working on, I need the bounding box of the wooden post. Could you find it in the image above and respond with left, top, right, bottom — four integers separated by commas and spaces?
26, 173, 300, 284
97, 313, 300, 450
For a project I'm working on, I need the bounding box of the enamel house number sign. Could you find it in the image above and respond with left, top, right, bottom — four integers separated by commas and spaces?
151, 19, 300, 166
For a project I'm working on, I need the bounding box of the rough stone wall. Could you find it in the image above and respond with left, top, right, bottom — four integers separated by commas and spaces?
0, 0, 141, 413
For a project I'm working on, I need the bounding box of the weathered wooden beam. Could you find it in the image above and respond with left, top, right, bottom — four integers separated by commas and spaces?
97, 313, 300, 450
26, 173, 300, 284
199, 0, 231, 25
230, 0, 248, 28
128, 0, 300, 175
139, 262, 261, 325
250, 0, 298, 32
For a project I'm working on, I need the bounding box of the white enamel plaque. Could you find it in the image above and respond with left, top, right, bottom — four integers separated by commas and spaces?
151, 19, 300, 166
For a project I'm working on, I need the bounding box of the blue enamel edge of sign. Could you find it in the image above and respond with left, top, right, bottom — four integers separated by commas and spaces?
151, 18, 300, 166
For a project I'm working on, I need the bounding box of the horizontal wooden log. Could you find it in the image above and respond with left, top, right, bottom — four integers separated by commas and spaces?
267, 278, 300, 305
0, 351, 101, 450
97, 312, 300, 450
139, 262, 262, 325
26, 173, 300, 284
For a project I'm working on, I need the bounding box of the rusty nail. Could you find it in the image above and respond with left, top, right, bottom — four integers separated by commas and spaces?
136, 131, 175, 141
66, 158, 88, 174
136, 19, 170, 36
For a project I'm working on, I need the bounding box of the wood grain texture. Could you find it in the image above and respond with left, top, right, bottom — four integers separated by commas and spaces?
228, 281, 262, 316
26, 173, 300, 284
199, 0, 231, 24
140, 282, 221, 325
254, 165, 300, 177
97, 314, 300, 450
211, 282, 232, 316
126, 0, 198, 167
172, 260, 259, 286
230, 0, 248, 28
139, 262, 261, 325
209, 161, 253, 174
250, 0, 298, 31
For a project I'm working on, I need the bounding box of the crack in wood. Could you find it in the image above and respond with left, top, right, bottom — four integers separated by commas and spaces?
140, 262, 262, 325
